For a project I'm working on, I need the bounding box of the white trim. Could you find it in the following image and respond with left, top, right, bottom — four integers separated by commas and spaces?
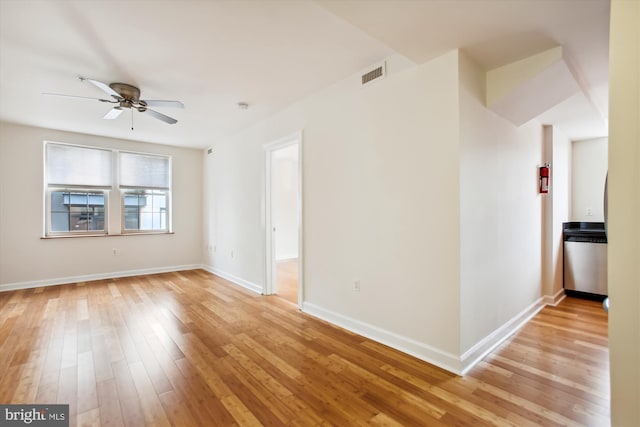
201, 266, 263, 295
543, 288, 566, 306
263, 131, 303, 308
301, 302, 462, 375
264, 145, 275, 295
459, 296, 546, 375
302, 293, 560, 376
275, 255, 298, 262
0, 264, 201, 292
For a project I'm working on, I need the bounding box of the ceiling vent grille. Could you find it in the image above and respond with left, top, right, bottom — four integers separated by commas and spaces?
361, 61, 386, 85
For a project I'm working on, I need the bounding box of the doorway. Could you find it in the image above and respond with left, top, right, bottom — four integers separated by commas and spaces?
264, 133, 302, 306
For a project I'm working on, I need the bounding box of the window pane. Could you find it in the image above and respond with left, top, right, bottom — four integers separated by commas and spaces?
140, 212, 154, 230
51, 212, 69, 232
49, 190, 106, 234
46, 143, 112, 187
124, 207, 140, 229
70, 206, 88, 231
92, 207, 105, 231
122, 190, 168, 232
120, 152, 170, 189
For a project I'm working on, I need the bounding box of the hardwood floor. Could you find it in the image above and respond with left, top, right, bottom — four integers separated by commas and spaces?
276, 259, 298, 305
0, 270, 609, 426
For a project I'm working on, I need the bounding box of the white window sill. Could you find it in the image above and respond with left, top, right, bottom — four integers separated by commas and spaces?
41, 231, 174, 239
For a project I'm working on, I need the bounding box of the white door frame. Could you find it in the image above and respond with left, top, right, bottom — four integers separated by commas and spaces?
263, 131, 303, 307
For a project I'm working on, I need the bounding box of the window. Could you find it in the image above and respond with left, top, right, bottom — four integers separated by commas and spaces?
44, 142, 171, 237
123, 190, 168, 231
50, 191, 106, 233
45, 143, 112, 236
119, 152, 171, 233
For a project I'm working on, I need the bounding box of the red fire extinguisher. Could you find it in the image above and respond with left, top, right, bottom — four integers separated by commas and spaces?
539, 164, 550, 193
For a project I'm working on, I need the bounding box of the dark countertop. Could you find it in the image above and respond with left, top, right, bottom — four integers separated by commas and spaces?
563, 221, 607, 241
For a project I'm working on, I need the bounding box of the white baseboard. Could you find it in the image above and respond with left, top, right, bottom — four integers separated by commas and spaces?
0, 264, 202, 292
201, 265, 263, 294
543, 288, 566, 306
301, 302, 462, 375
459, 296, 546, 375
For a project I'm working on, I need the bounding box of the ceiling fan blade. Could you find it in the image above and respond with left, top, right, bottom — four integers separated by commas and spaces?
143, 108, 178, 124
81, 77, 121, 99
142, 100, 184, 109
104, 107, 124, 120
43, 93, 115, 103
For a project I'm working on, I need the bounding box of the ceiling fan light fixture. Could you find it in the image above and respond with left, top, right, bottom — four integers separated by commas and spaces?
48, 77, 182, 125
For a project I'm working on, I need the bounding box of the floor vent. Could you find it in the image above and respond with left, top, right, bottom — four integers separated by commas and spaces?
361, 61, 386, 85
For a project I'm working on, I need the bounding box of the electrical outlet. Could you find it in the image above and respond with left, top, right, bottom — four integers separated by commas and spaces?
353, 280, 361, 292
586, 208, 593, 216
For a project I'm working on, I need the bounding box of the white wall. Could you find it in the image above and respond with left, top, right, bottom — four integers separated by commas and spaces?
0, 122, 203, 288
608, 1, 640, 424
571, 137, 608, 221
458, 53, 545, 357
204, 52, 464, 370
541, 126, 572, 300
204, 50, 564, 374
552, 127, 572, 295
273, 145, 299, 260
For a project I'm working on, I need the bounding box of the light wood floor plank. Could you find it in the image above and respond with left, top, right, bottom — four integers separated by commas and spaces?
0, 270, 610, 426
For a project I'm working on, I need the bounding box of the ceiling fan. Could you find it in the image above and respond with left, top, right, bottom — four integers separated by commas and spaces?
44, 77, 184, 125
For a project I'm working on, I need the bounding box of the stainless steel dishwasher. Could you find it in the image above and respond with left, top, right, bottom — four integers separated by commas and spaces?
563, 222, 608, 299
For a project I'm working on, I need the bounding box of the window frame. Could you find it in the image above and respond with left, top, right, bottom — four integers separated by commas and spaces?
118, 150, 172, 234
120, 188, 171, 234
43, 141, 172, 238
45, 187, 109, 237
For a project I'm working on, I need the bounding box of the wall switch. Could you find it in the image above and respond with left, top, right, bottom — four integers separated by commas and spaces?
353, 280, 361, 292
112, 249, 117, 256
231, 250, 234, 258
208, 245, 212, 253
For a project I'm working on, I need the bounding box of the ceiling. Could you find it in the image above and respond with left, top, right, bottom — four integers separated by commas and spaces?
0, 0, 610, 149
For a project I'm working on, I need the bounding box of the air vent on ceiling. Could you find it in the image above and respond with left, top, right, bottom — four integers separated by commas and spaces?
361, 61, 386, 85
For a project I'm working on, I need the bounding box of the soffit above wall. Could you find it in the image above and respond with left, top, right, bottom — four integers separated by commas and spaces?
317, 0, 610, 139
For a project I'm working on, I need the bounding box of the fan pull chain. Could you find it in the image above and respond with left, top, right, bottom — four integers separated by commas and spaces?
131, 108, 134, 131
